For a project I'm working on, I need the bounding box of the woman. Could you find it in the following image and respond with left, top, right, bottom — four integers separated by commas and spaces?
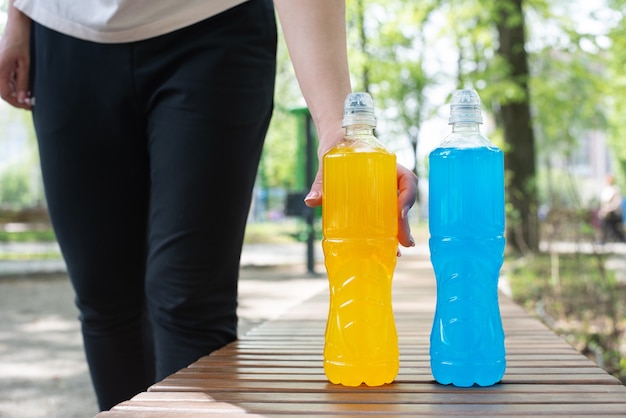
0, 0, 418, 411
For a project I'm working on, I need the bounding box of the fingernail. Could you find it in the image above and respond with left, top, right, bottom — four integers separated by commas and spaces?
396, 248, 402, 257
409, 235, 415, 247
304, 191, 319, 201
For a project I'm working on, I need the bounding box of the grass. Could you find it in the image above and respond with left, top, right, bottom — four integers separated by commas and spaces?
0, 229, 56, 242
0, 220, 306, 260
243, 220, 308, 244
506, 252, 626, 383
0, 221, 304, 244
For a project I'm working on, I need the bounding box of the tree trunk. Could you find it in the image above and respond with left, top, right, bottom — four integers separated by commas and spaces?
495, 0, 539, 253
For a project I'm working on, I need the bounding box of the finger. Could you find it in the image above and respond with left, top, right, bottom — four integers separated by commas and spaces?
398, 211, 415, 248
397, 165, 418, 211
396, 165, 418, 248
0, 69, 18, 107
0, 69, 31, 109
304, 170, 323, 208
14, 58, 32, 108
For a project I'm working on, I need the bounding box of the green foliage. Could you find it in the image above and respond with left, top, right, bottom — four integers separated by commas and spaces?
345, 0, 440, 168
0, 99, 43, 209
0, 165, 33, 206
261, 109, 300, 191
260, 18, 302, 191
606, 2, 626, 185
530, 46, 608, 157
536, 168, 584, 209
2, 0, 624, 223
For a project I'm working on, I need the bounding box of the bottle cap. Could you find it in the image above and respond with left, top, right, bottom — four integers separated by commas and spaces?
449, 89, 483, 124
342, 92, 376, 127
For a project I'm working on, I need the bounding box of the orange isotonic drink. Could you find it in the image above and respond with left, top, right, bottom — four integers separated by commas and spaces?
322, 118, 399, 386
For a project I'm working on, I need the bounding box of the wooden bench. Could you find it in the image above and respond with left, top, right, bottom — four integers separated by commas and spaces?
95, 252, 626, 417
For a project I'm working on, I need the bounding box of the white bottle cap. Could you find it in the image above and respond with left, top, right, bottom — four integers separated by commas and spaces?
449, 89, 483, 124
342, 92, 376, 127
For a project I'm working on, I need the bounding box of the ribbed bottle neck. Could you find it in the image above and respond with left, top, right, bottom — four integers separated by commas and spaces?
450, 122, 481, 133
345, 124, 376, 136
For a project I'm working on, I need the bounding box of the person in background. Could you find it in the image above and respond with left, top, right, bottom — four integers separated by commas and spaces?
598, 173, 625, 244
0, 0, 418, 411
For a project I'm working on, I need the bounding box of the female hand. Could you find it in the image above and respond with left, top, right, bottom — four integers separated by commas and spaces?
0, 4, 33, 110
305, 145, 419, 249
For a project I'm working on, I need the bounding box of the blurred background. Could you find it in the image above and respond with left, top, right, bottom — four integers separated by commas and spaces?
1, 0, 626, 416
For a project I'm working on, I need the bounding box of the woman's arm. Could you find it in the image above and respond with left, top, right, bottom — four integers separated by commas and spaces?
274, 0, 417, 247
274, 0, 351, 198
0, 0, 33, 109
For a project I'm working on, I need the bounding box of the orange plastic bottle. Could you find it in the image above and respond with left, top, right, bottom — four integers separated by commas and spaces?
322, 92, 399, 386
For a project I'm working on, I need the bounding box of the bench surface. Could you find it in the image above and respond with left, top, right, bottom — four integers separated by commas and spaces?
96, 253, 626, 417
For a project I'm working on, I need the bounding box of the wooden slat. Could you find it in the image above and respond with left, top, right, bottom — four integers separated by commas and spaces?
95, 251, 626, 417
108, 401, 626, 416
129, 390, 626, 405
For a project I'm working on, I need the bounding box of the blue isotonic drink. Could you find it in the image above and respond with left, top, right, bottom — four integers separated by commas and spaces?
428, 144, 506, 387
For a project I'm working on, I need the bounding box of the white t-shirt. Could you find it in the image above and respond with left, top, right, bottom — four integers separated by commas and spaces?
14, 0, 250, 43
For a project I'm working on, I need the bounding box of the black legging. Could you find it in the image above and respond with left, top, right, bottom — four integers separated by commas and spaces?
29, 0, 276, 410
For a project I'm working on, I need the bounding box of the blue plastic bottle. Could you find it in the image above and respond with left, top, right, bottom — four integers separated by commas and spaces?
428, 89, 506, 387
